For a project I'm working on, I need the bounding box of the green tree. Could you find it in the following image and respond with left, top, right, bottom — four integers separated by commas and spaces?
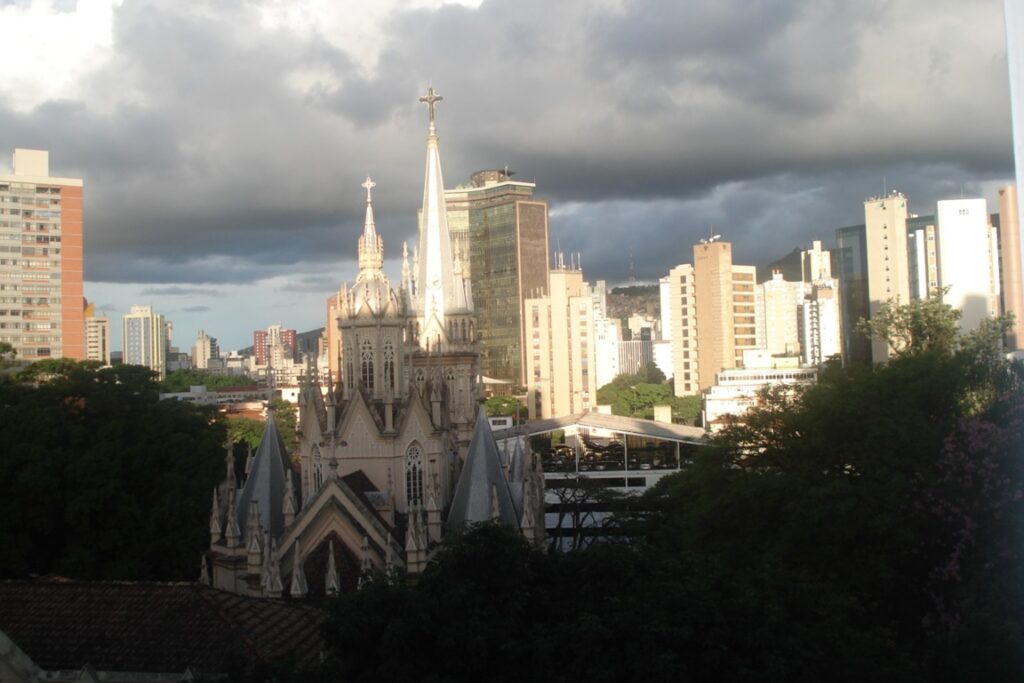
161, 368, 257, 393
857, 292, 960, 358
484, 395, 526, 423
0, 361, 226, 581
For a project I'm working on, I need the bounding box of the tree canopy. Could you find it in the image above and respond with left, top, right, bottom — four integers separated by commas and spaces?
317, 300, 1024, 681
160, 368, 258, 393
596, 366, 701, 424
0, 361, 226, 581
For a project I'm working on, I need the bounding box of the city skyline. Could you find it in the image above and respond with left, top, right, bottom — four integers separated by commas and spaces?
0, 0, 1016, 349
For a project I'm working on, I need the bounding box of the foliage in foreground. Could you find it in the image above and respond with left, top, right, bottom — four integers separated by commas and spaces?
0, 361, 226, 580
320, 303, 1024, 682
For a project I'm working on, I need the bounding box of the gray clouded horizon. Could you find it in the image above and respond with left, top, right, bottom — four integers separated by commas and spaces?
0, 0, 1014, 349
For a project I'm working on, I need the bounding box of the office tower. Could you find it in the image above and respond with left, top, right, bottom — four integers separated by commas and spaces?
864, 192, 912, 362
835, 224, 869, 364
758, 271, 807, 356
254, 326, 297, 366
451, 170, 549, 384
523, 264, 597, 419
934, 199, 1001, 330
0, 149, 84, 361
193, 329, 219, 370
665, 241, 759, 396
798, 282, 842, 366
998, 186, 1023, 349
122, 305, 167, 379
907, 214, 938, 300
83, 301, 110, 365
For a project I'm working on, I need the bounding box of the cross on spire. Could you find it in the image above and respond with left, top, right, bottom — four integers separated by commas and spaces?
419, 87, 443, 131
361, 176, 376, 202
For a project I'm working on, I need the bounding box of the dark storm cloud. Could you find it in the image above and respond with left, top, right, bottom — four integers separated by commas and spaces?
0, 0, 1013, 292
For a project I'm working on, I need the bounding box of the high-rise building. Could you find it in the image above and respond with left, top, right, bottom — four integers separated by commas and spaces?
997, 185, 1024, 350
193, 329, 219, 370
835, 223, 869, 364
448, 170, 549, 384
864, 192, 912, 362
253, 326, 296, 366
83, 301, 110, 365
757, 271, 807, 356
122, 305, 167, 378
0, 149, 84, 361
665, 241, 759, 396
523, 265, 597, 419
798, 282, 842, 366
1005, 0, 1024, 244
935, 199, 1001, 330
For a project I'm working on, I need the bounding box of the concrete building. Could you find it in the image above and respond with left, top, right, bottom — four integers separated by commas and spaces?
83, 301, 110, 365
998, 186, 1024, 350
122, 305, 167, 379
701, 350, 818, 432
798, 281, 842, 366
801, 239, 833, 282
524, 265, 598, 419
758, 271, 807, 356
618, 339, 654, 376
0, 149, 84, 361
665, 241, 759, 396
590, 281, 622, 389
193, 329, 219, 370
935, 199, 1001, 330
864, 192, 912, 362
446, 169, 549, 384
254, 326, 296, 366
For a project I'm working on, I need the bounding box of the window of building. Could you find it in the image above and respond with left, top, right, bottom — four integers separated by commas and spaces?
406, 443, 424, 506
360, 339, 374, 391
383, 339, 395, 391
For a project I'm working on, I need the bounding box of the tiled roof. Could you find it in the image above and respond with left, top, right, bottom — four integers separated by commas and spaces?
0, 579, 326, 676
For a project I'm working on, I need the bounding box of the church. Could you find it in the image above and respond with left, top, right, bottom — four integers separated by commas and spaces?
205, 89, 545, 597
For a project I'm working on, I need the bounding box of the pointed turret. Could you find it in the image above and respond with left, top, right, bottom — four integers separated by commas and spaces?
357, 176, 383, 272
224, 488, 241, 549
325, 540, 340, 596
416, 86, 471, 344
358, 535, 373, 590
289, 539, 308, 598
199, 554, 211, 585
236, 417, 290, 539
447, 407, 519, 531
209, 488, 222, 544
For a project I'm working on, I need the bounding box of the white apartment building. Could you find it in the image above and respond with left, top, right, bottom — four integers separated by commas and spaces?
524, 267, 597, 419
122, 305, 167, 379
702, 350, 818, 431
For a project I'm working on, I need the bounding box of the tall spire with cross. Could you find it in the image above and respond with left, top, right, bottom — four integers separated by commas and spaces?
358, 175, 383, 272
416, 85, 469, 344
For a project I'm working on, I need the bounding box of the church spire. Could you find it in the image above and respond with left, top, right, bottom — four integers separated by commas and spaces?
416, 86, 465, 341
357, 176, 384, 272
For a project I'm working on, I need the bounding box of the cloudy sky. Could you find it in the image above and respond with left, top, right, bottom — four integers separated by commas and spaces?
0, 0, 1015, 350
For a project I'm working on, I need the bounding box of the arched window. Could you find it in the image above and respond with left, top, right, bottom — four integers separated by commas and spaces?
383, 339, 395, 391
360, 339, 374, 391
405, 443, 424, 506
415, 368, 425, 392
460, 319, 467, 341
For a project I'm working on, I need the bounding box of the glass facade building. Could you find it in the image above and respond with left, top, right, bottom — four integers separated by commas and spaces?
448, 170, 549, 384
834, 224, 869, 364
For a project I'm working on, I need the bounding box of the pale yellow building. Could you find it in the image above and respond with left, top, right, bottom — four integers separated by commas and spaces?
83, 301, 110, 365
758, 271, 807, 356
666, 241, 759, 396
864, 192, 912, 362
524, 266, 597, 419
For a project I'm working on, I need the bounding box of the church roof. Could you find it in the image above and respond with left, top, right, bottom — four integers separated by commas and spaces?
0, 579, 325, 676
236, 415, 293, 538
447, 407, 519, 531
